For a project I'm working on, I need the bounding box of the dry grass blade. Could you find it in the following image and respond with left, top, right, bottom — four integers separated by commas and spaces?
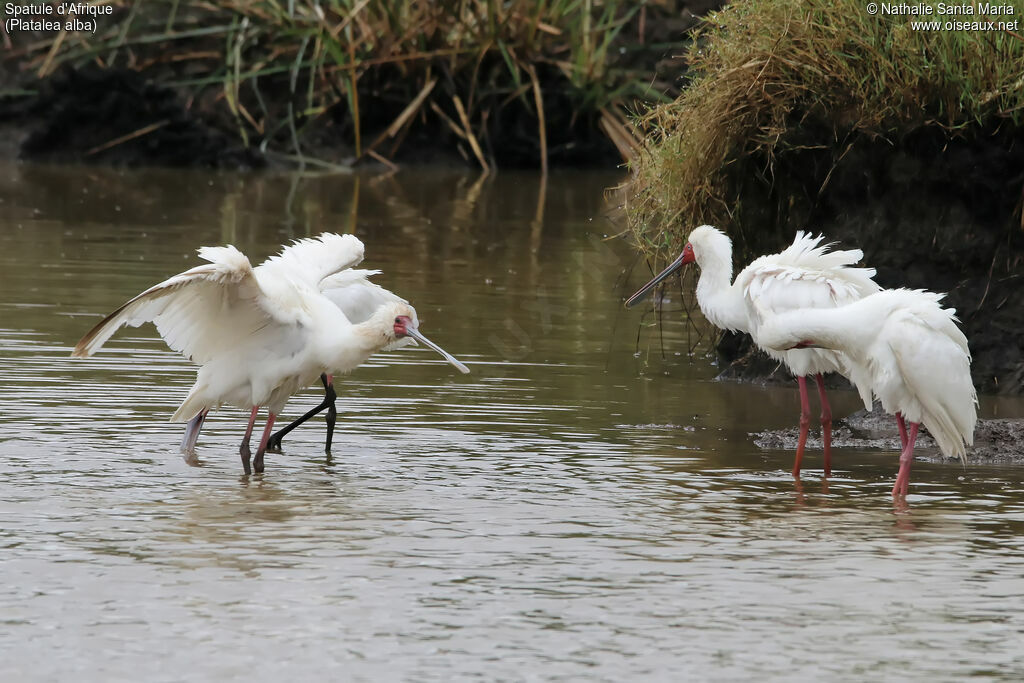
430, 101, 468, 141
365, 148, 399, 171
37, 29, 68, 78
452, 95, 490, 173
599, 107, 639, 164
86, 119, 171, 155
386, 78, 438, 139
526, 64, 548, 178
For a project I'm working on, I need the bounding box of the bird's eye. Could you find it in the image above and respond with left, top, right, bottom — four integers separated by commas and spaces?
395, 317, 401, 324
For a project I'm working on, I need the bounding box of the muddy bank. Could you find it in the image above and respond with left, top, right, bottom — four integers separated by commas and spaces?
1, 2, 722, 171
0, 67, 263, 169
754, 406, 1024, 465
712, 125, 1024, 395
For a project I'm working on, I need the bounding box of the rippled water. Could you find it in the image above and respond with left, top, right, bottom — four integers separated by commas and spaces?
3, 163, 1024, 680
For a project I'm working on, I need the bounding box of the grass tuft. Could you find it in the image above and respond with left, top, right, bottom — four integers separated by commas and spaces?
627, 0, 1024, 257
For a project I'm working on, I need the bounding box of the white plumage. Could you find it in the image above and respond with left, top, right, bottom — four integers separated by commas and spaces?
72, 234, 468, 473
757, 288, 977, 497
263, 267, 421, 453
321, 269, 416, 351
627, 225, 880, 476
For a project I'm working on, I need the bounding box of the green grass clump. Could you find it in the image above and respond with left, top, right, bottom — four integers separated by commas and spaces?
7, 1, 672, 169
628, 0, 1024, 256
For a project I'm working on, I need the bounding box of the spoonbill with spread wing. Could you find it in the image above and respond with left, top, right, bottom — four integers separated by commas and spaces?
72, 234, 469, 474
757, 288, 977, 498
626, 226, 880, 477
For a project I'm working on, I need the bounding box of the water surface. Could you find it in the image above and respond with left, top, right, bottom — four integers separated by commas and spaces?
2, 163, 1024, 680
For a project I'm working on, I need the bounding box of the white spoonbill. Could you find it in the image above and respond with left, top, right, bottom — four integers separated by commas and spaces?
72, 234, 469, 474
265, 267, 419, 453
757, 288, 977, 498
626, 225, 880, 477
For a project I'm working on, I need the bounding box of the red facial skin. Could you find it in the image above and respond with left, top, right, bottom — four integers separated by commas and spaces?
680, 242, 695, 265
393, 315, 413, 337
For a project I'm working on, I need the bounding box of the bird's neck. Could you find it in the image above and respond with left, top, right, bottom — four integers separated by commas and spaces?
323, 315, 395, 372
695, 254, 747, 332
779, 306, 872, 359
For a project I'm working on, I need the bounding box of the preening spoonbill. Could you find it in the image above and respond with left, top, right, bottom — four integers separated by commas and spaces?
757, 289, 977, 498
72, 234, 469, 474
266, 268, 423, 453
626, 226, 880, 477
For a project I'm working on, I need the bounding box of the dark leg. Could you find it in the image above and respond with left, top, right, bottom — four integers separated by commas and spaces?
892, 422, 919, 499
240, 406, 259, 475
792, 376, 812, 478
266, 374, 337, 452
324, 384, 337, 453
815, 374, 833, 478
252, 412, 277, 474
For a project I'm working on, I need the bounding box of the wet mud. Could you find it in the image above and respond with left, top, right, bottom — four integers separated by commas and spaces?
754, 406, 1024, 465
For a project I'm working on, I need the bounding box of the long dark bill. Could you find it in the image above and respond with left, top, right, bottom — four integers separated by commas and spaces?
624, 253, 688, 308
406, 325, 471, 374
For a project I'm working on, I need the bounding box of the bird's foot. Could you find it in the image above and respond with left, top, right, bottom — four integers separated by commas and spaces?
253, 449, 265, 474
891, 470, 910, 499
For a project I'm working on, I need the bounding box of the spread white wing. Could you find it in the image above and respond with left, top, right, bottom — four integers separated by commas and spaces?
259, 233, 365, 289
72, 245, 305, 364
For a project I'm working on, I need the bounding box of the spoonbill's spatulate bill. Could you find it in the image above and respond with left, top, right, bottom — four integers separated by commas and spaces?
72, 234, 469, 474
627, 225, 880, 477
758, 288, 977, 498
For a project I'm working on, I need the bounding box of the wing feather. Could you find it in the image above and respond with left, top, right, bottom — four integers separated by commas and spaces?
72, 245, 297, 363
260, 233, 365, 288
887, 323, 976, 461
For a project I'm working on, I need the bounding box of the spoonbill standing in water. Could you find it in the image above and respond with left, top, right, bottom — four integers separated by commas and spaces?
265, 267, 418, 453
757, 288, 977, 498
72, 234, 469, 474
626, 225, 880, 477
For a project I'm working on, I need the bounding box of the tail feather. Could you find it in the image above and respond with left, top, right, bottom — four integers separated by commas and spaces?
170, 384, 211, 423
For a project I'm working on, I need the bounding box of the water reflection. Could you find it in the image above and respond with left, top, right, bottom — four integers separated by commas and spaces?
2, 162, 1024, 679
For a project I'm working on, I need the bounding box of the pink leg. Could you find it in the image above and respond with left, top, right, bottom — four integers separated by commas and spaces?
252, 412, 277, 474
240, 406, 259, 474
892, 422, 919, 498
815, 374, 832, 478
895, 412, 908, 450
793, 376, 812, 478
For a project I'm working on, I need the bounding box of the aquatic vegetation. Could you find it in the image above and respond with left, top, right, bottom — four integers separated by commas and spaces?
6, 0, 680, 169
627, 0, 1024, 256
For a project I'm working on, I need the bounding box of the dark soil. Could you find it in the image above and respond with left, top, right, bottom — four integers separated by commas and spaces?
714, 124, 1024, 395
1, 66, 263, 169
754, 405, 1024, 465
